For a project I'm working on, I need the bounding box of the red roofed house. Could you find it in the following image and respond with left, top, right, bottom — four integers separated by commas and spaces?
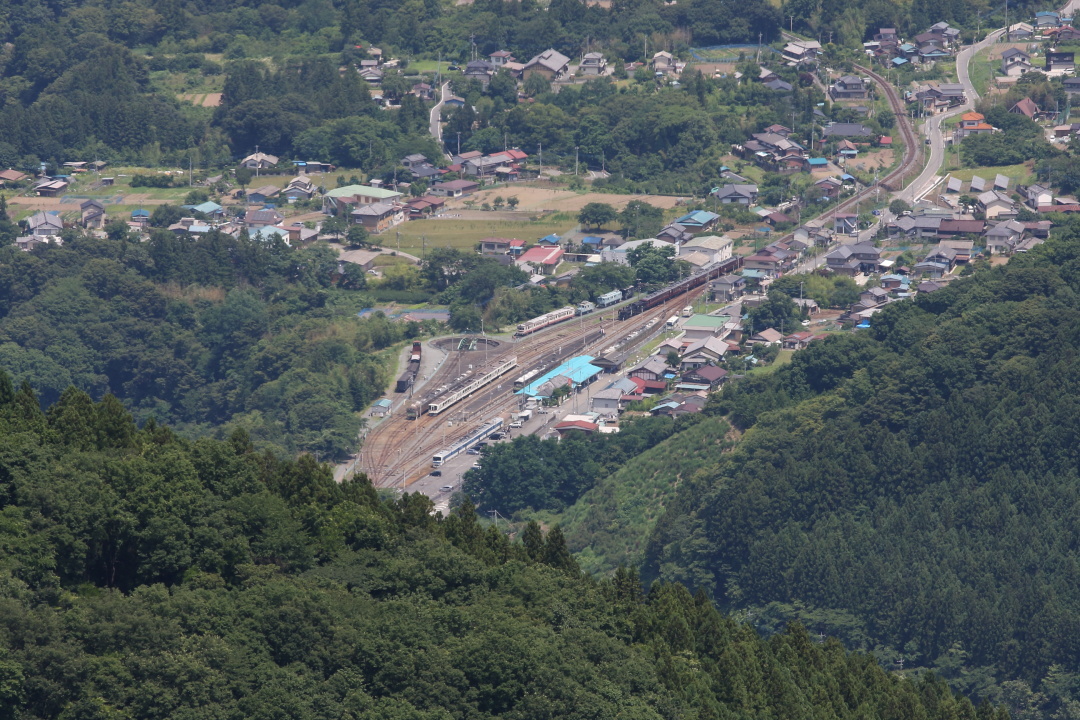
1010, 97, 1039, 119
517, 246, 564, 274
554, 419, 599, 435
879, 135, 893, 146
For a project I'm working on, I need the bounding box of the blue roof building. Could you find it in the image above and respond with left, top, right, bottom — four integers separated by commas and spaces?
673, 210, 720, 229
516, 355, 603, 398
132, 208, 150, 218
808, 158, 829, 168
581, 235, 603, 245
892, 57, 909, 66
538, 234, 561, 245
191, 201, 224, 215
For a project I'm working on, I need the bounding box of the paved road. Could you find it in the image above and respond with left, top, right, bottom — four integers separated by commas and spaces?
428, 82, 451, 144
901, 28, 1005, 203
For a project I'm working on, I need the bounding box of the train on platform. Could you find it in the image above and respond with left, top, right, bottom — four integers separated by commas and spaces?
394, 341, 423, 393
514, 306, 576, 337
617, 257, 742, 321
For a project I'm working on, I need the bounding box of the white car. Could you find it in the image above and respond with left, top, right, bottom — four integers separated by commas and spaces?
440, 484, 454, 492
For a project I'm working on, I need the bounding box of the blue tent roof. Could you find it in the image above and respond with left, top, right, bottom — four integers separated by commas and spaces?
581, 236, 603, 245
539, 234, 560, 244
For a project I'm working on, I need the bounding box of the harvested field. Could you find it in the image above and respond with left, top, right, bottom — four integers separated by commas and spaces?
449, 187, 685, 212
177, 93, 222, 107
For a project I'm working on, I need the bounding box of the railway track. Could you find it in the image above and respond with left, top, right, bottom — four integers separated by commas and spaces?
360, 288, 710, 490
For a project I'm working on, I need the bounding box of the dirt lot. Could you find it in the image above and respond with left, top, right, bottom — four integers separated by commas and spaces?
177, 93, 222, 107
845, 148, 896, 173
450, 187, 686, 212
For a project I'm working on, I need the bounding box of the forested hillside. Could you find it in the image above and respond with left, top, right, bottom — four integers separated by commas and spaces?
0, 379, 1003, 720
643, 218, 1080, 710
0, 233, 433, 460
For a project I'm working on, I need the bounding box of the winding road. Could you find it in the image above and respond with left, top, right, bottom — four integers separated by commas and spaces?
899, 28, 1006, 203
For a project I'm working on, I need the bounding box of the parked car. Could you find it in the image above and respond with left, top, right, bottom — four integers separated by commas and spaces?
430, 470, 442, 477
440, 485, 454, 492
466, 448, 480, 455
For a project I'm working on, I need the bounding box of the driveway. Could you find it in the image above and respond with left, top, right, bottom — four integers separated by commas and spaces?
429, 82, 451, 145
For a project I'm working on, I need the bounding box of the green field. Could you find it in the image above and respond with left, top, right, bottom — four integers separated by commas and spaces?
969, 46, 994, 97
381, 215, 576, 256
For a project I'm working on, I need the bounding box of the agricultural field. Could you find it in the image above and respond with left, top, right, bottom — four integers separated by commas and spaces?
944, 161, 1035, 187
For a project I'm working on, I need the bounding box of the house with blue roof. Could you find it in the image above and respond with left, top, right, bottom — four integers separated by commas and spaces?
673, 210, 720, 230
808, 157, 829, 169
538, 234, 561, 245
580, 236, 603, 246
190, 201, 224, 218
131, 209, 150, 224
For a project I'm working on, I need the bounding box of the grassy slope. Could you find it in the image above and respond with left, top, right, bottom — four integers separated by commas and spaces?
562, 415, 733, 574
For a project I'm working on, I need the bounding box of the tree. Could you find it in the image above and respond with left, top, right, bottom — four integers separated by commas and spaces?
322, 215, 347, 239
507, 196, 519, 209
619, 201, 665, 239
339, 263, 368, 290
235, 166, 253, 190
523, 72, 551, 97
493, 196, 505, 210
666, 350, 681, 368
889, 198, 911, 216
578, 202, 617, 229
346, 224, 369, 247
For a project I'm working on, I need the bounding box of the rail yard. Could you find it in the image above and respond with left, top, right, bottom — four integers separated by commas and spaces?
357, 262, 740, 491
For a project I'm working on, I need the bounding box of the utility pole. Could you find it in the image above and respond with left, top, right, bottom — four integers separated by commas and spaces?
538, 142, 543, 179
575, 146, 579, 176
457, 131, 461, 156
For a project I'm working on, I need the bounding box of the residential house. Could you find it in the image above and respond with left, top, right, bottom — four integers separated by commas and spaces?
401, 154, 429, 170
1023, 183, 1053, 209
860, 287, 891, 307
651, 51, 677, 74
748, 328, 784, 345
765, 78, 794, 92
681, 365, 727, 389
657, 223, 693, 244
1064, 77, 1080, 95
712, 183, 758, 204
190, 201, 225, 219
351, 202, 404, 233
1046, 51, 1075, 74
0, 169, 27, 184
131, 209, 150, 225
758, 66, 779, 83
984, 219, 1026, 254
782, 332, 826, 350
978, 190, 1017, 219
323, 184, 404, 214
672, 210, 720, 231
600, 238, 675, 265
1001, 48, 1033, 76
404, 195, 446, 219
680, 337, 730, 369
578, 52, 607, 75
628, 356, 671, 382
781, 40, 822, 65
833, 213, 858, 235
1010, 97, 1039, 119
915, 83, 966, 111
430, 179, 479, 197
489, 50, 515, 67
524, 49, 570, 81
80, 199, 106, 229
815, 176, 844, 199
590, 387, 626, 415
240, 152, 279, 170
464, 60, 496, 87
246, 185, 280, 204
34, 179, 68, 197
479, 237, 515, 255
26, 211, 63, 237
410, 82, 435, 101
682, 314, 730, 342
794, 222, 834, 247
710, 274, 746, 302
821, 122, 875, 138
681, 234, 734, 264
245, 208, 284, 229
742, 252, 786, 277
1007, 22, 1034, 39
825, 242, 881, 275
889, 214, 943, 238
517, 246, 564, 275
830, 75, 869, 100
915, 244, 960, 276
955, 111, 995, 140
937, 220, 985, 240
284, 177, 316, 201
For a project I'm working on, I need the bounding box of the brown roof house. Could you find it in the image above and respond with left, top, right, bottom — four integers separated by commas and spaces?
523, 49, 570, 81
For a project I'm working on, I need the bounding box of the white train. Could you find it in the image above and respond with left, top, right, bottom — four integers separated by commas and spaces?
427, 356, 518, 415
514, 306, 576, 337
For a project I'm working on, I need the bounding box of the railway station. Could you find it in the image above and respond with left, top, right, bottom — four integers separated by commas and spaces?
515, 356, 604, 398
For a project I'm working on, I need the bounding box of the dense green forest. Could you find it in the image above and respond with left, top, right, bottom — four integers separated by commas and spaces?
0, 232, 437, 460
635, 219, 1080, 712
0, 379, 1005, 720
